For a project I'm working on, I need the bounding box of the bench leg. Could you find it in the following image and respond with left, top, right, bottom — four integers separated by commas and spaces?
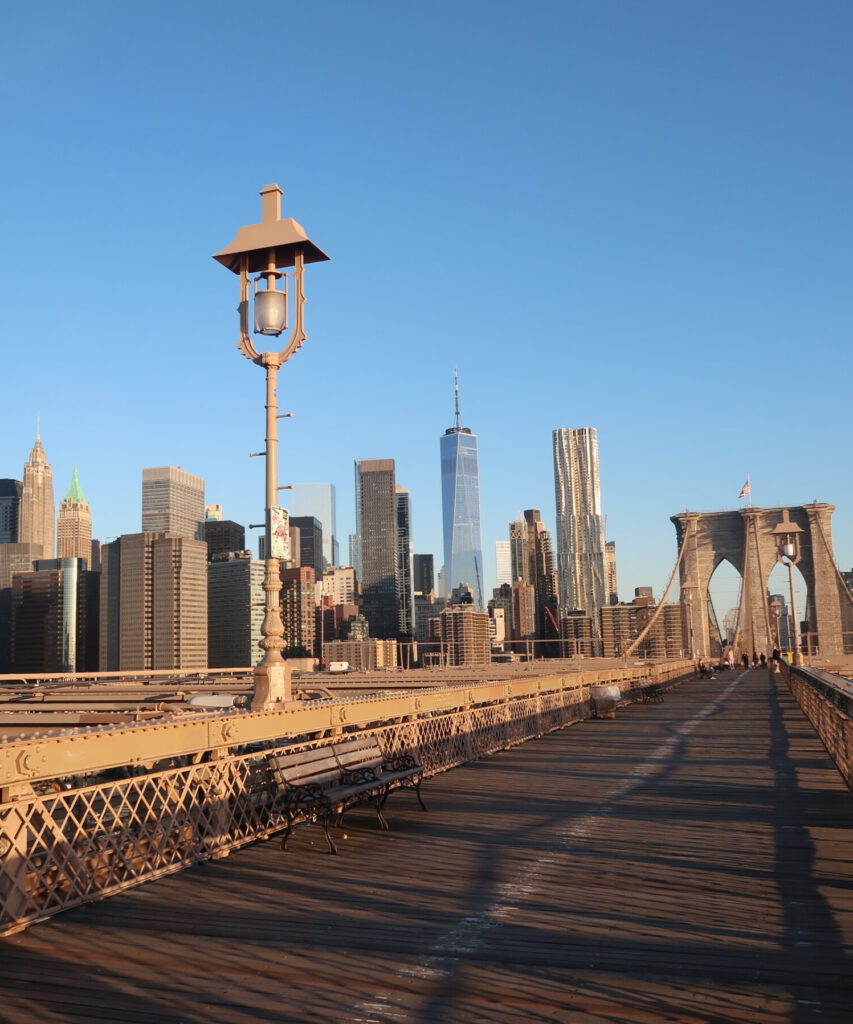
280, 812, 295, 852
321, 809, 339, 855
376, 790, 390, 831
413, 778, 427, 812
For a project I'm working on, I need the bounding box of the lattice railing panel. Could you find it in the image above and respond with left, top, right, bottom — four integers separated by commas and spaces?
787, 674, 853, 791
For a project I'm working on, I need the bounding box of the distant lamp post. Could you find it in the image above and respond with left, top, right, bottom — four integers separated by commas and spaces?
771, 511, 804, 667
769, 598, 783, 651
214, 185, 329, 710
682, 589, 695, 659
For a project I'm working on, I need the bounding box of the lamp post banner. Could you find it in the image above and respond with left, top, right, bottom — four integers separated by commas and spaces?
270, 506, 290, 560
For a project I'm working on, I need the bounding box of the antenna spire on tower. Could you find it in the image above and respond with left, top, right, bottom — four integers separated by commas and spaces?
454, 368, 461, 429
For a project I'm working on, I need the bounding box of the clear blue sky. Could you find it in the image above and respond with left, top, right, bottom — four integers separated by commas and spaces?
1, 1, 851, 612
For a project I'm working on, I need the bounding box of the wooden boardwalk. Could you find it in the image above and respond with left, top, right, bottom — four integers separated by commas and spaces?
3, 670, 852, 1024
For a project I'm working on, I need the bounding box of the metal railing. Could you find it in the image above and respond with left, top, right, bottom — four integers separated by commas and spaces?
785, 664, 853, 791
0, 660, 691, 936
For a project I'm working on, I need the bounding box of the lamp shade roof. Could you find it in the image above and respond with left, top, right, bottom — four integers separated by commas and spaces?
213, 184, 329, 274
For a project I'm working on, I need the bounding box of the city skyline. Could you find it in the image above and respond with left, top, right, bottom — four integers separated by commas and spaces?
1, 4, 851, 602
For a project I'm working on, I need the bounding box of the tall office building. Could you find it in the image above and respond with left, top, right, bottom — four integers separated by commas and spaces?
100, 533, 207, 670
208, 553, 264, 667
553, 427, 607, 637
355, 459, 398, 638
291, 484, 337, 568
0, 541, 41, 672
440, 372, 484, 607
11, 557, 99, 672
509, 510, 559, 645
439, 604, 490, 666
19, 436, 55, 559
322, 566, 357, 606
495, 541, 512, 587
396, 487, 414, 637
142, 467, 205, 541
280, 566, 316, 656
203, 519, 246, 560
605, 540, 618, 604
57, 467, 92, 564
413, 554, 434, 597
289, 516, 323, 576
0, 479, 22, 543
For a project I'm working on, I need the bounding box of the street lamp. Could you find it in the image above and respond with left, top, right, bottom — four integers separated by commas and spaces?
771, 511, 804, 667
682, 589, 694, 658
769, 598, 782, 651
214, 185, 329, 710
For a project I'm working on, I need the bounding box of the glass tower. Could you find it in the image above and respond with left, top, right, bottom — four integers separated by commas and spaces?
440, 373, 484, 608
290, 483, 337, 568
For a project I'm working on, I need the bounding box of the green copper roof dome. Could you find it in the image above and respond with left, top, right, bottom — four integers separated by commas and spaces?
64, 466, 87, 504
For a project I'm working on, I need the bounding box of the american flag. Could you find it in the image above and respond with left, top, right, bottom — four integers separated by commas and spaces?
738, 480, 750, 499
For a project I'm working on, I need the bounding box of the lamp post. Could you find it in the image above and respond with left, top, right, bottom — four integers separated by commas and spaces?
771, 511, 804, 667
769, 598, 782, 651
214, 185, 329, 710
682, 589, 694, 658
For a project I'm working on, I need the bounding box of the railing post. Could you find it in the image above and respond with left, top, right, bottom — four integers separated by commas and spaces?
0, 784, 33, 932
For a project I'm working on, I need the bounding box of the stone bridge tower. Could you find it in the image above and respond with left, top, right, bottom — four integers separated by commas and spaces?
671, 504, 846, 659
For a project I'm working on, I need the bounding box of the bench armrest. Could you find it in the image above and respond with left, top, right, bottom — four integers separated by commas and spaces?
383, 754, 420, 773
283, 781, 327, 808
340, 766, 383, 786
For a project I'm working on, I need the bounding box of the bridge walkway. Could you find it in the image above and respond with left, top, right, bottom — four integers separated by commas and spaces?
2, 669, 852, 1023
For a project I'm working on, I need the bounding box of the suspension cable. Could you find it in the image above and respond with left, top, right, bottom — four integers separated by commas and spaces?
624, 518, 692, 657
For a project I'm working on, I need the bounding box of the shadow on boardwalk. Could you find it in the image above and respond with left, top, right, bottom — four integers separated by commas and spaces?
2, 670, 852, 1024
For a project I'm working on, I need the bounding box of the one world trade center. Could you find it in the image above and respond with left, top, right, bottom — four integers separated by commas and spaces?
440, 371, 484, 607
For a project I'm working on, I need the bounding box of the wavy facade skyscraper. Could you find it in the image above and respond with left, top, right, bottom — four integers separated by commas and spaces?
552, 427, 607, 636
440, 373, 483, 608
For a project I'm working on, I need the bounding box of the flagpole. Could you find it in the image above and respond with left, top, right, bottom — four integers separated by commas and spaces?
747, 473, 752, 507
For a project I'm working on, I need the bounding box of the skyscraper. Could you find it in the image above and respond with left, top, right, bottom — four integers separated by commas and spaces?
553, 427, 607, 637
440, 372, 484, 608
355, 459, 398, 638
291, 483, 337, 568
141, 467, 205, 541
11, 557, 99, 672
396, 487, 414, 637
495, 541, 511, 587
605, 540, 618, 605
0, 479, 22, 543
289, 516, 324, 576
208, 553, 264, 667
19, 436, 55, 558
508, 510, 559, 645
413, 554, 435, 597
203, 519, 246, 560
280, 566, 316, 656
100, 532, 207, 670
57, 467, 92, 564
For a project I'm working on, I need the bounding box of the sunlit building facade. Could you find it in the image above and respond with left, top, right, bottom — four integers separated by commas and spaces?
19, 436, 55, 559
57, 467, 92, 564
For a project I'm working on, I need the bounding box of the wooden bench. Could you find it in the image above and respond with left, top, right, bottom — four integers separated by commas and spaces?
266, 736, 426, 854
